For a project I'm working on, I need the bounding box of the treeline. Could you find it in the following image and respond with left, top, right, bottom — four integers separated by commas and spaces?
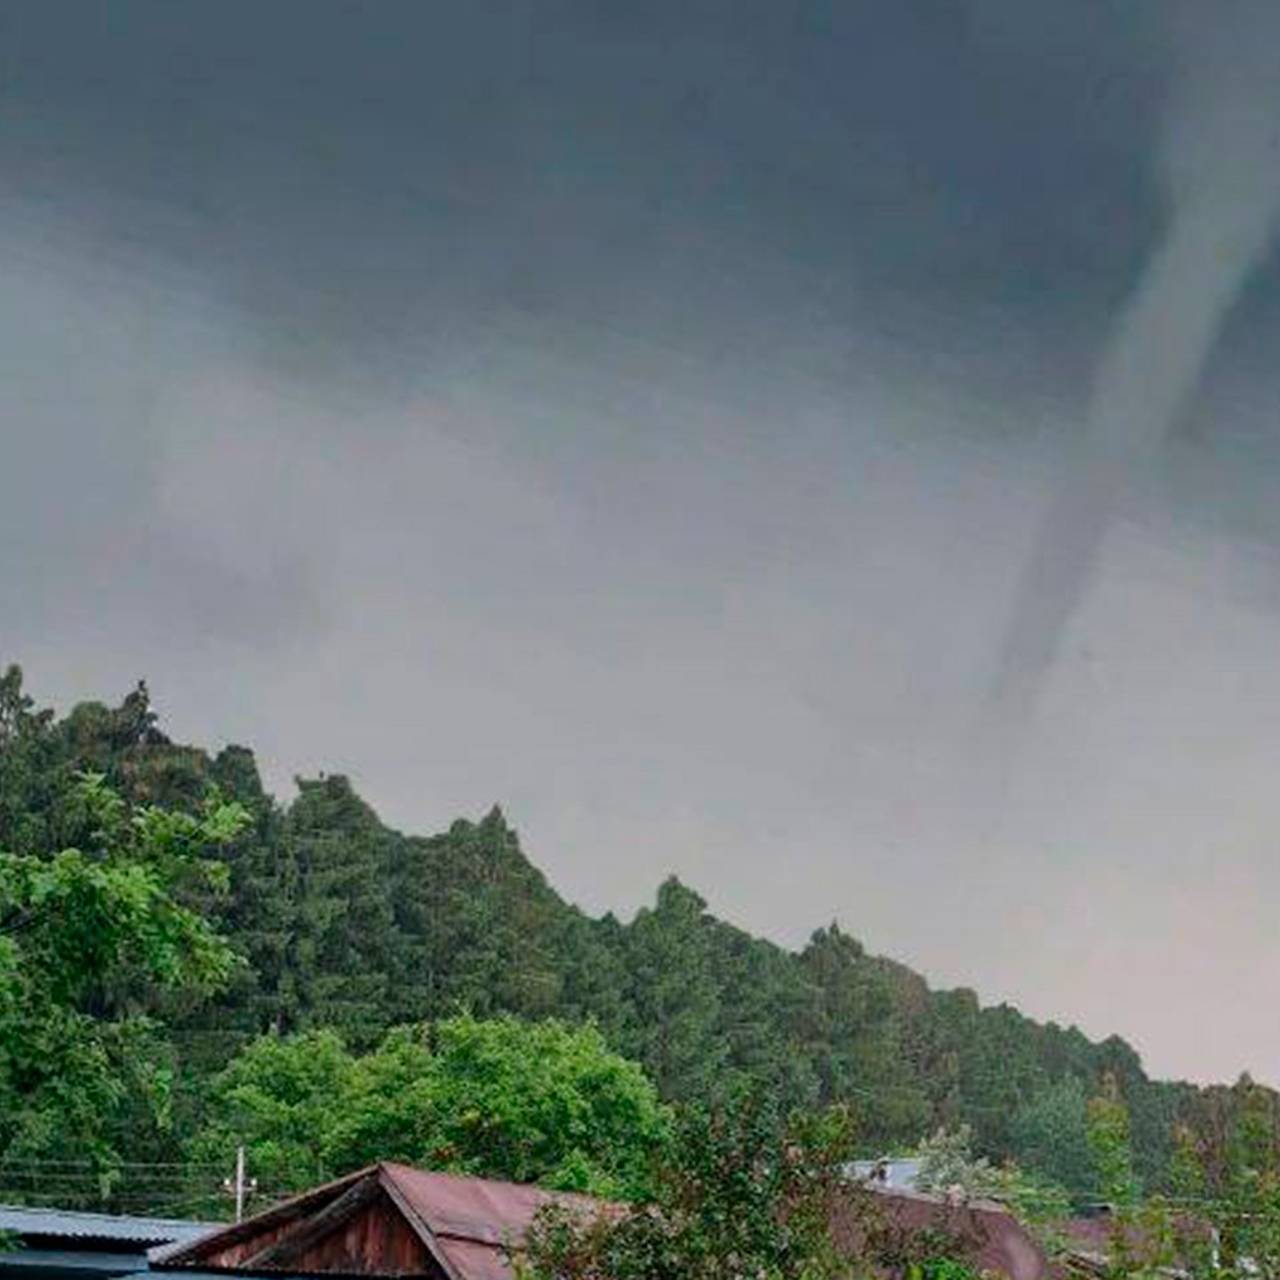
0, 666, 1272, 1210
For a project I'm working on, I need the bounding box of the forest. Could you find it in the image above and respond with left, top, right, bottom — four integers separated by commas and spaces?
0, 663, 1274, 1222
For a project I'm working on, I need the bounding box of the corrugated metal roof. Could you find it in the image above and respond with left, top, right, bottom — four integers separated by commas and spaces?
381, 1164, 605, 1280
0, 1205, 215, 1246
830, 1186, 1046, 1280
156, 1164, 608, 1280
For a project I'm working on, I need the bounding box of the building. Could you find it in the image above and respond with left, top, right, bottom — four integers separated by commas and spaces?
0, 1206, 211, 1280
150, 1163, 598, 1280
848, 1157, 923, 1192
833, 1185, 1046, 1280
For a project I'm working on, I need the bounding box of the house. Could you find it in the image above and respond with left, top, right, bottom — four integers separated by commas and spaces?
1055, 1206, 1216, 1278
150, 1163, 598, 1280
0, 1206, 212, 1280
833, 1185, 1046, 1280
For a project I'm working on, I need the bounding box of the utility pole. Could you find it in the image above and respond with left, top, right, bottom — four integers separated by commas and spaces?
222, 1146, 256, 1223
234, 1145, 246, 1223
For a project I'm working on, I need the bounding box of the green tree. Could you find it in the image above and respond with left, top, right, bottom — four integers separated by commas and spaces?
0, 772, 244, 1199
1183, 1075, 1280, 1277
284, 776, 400, 1045
334, 1015, 669, 1198
1010, 1077, 1095, 1200
1076, 1081, 1280, 1279
620, 879, 729, 1101
800, 926, 926, 1146
1087, 1075, 1139, 1208
189, 1028, 356, 1197
6, 664, 1276, 1213
204, 745, 297, 1041
390, 808, 565, 1024
523, 1092, 978, 1280
193, 1015, 669, 1202
0, 665, 58, 854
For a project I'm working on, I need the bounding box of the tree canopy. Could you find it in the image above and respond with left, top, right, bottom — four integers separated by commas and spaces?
191, 1015, 669, 1205
522, 1092, 984, 1280
0, 767, 245, 1198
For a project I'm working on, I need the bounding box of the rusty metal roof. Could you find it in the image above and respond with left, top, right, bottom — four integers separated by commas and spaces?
378, 1164, 600, 1280
155, 1164, 603, 1280
830, 1186, 1048, 1280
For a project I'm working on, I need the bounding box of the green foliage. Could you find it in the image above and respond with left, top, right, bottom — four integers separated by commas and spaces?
0, 768, 245, 1199
800, 927, 927, 1144
1087, 1075, 1140, 1208
338, 1016, 669, 1197
192, 1015, 669, 1204
188, 1028, 355, 1193
616, 879, 730, 1101
1009, 1076, 1095, 1201
913, 1125, 1070, 1231
283, 777, 399, 1045
1073, 1131, 1280, 1280
523, 1093, 982, 1280
523, 1093, 857, 1280
905, 1263, 983, 1280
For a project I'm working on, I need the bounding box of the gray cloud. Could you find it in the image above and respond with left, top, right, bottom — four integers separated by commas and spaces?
4, 0, 1280, 1084
991, 0, 1280, 721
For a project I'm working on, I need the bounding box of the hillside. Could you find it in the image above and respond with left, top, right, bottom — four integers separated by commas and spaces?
0, 665, 1260, 1203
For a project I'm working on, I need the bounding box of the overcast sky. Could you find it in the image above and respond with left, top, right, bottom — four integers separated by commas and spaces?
4, 0, 1280, 1085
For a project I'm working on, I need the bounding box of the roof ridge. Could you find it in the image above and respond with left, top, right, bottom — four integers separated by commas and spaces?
375, 1164, 464, 1280
376, 1163, 605, 1207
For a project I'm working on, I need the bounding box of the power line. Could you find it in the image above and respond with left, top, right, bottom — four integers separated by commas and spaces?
0, 1159, 227, 1169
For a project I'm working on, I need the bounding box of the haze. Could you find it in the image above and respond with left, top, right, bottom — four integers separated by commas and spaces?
4, 1, 1280, 1085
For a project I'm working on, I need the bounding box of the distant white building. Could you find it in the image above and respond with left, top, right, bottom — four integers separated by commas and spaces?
848, 1157, 923, 1191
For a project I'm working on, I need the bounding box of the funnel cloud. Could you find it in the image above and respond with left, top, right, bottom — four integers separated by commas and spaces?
992, 0, 1280, 720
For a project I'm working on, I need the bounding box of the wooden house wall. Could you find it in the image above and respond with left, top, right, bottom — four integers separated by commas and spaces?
290, 1197, 442, 1276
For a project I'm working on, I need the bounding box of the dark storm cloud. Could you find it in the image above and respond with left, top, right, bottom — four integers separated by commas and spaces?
1, 2, 1168, 379
4, 0, 1280, 1083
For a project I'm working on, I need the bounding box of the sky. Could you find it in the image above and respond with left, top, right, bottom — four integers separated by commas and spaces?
3, 0, 1280, 1085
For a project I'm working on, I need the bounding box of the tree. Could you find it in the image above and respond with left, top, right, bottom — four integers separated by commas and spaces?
0, 772, 245, 1200
1087, 1075, 1139, 1208
913, 1125, 1069, 1234
1010, 1077, 1095, 1201
1173, 1075, 1280, 1277
522, 1092, 980, 1280
799, 926, 927, 1146
283, 776, 401, 1045
0, 665, 58, 854
203, 745, 297, 1041
188, 1028, 356, 1198
619, 879, 729, 1101
390, 808, 566, 1025
192, 1014, 670, 1202
1082, 1079, 1178, 1278
334, 1015, 669, 1198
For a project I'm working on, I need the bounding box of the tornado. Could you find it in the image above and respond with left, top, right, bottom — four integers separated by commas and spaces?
989, 2, 1280, 723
